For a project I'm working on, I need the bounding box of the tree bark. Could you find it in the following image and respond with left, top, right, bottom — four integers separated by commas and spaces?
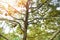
23, 0, 29, 40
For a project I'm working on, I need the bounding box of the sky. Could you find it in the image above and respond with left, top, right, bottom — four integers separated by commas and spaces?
51, 0, 60, 10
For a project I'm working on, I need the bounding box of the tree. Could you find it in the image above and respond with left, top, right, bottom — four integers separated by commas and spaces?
0, 0, 60, 40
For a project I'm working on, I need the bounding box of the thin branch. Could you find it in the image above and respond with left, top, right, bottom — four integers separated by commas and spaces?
0, 7, 24, 21
0, 18, 24, 32
0, 34, 8, 40
29, 7, 37, 9
29, 0, 50, 13
50, 29, 60, 40
0, 3, 24, 21
28, 17, 60, 24
8, 3, 22, 14
11, 16, 24, 21
0, 1, 26, 15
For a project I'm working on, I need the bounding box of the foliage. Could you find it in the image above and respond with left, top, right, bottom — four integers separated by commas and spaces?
0, 0, 60, 40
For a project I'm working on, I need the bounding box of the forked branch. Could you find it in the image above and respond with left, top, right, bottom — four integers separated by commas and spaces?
0, 18, 24, 32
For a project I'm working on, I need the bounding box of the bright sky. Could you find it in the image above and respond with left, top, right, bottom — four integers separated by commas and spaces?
56, 7, 60, 10
0, 0, 18, 34
0, 0, 30, 34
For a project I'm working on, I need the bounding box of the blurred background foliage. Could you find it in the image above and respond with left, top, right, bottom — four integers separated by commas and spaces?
0, 0, 60, 40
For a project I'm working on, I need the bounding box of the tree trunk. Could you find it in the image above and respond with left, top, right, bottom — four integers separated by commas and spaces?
23, 0, 29, 40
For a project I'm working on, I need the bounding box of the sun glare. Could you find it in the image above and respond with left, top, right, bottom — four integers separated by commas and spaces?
0, 0, 28, 33
0, 0, 28, 16
17, 0, 28, 7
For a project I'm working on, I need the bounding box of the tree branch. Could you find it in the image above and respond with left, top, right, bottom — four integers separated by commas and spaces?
29, 0, 50, 13
11, 16, 24, 21
0, 34, 8, 40
50, 29, 60, 40
28, 17, 60, 24
8, 3, 22, 14
0, 18, 24, 32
